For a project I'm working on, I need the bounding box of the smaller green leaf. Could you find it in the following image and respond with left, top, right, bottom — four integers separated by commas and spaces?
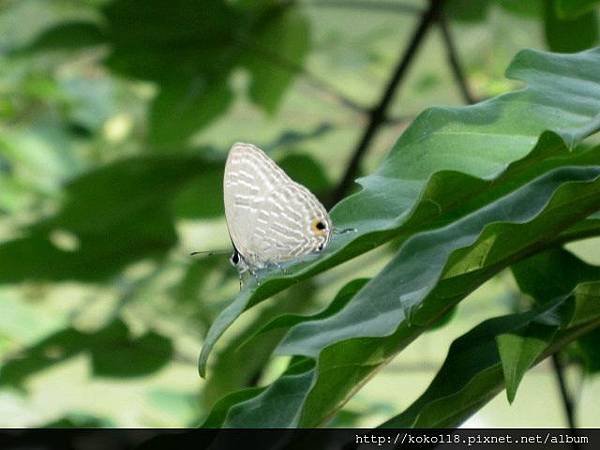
42, 412, 114, 428
17, 22, 106, 54
0, 328, 89, 388
445, 0, 491, 22
149, 79, 233, 148
512, 248, 600, 304
91, 320, 173, 378
0, 156, 219, 283
0, 319, 173, 385
498, 0, 543, 17
172, 160, 224, 218
243, 8, 310, 113
555, 0, 600, 19
544, 0, 599, 53
277, 153, 331, 198
496, 321, 557, 403
574, 327, 600, 373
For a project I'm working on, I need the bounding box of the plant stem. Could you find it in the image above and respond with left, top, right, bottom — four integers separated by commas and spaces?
328, 0, 443, 208
438, 10, 476, 104
237, 38, 368, 115
551, 352, 579, 429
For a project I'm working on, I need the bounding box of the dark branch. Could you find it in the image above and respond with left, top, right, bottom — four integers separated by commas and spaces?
328, 0, 443, 207
235, 38, 368, 115
438, 11, 477, 104
551, 353, 579, 430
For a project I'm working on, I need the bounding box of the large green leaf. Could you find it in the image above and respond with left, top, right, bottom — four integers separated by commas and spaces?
199, 48, 600, 377
201, 148, 600, 427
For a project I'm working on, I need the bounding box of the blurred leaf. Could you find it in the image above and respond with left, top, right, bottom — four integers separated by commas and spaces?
555, 0, 600, 19
0, 327, 89, 388
42, 412, 114, 428
446, 0, 543, 21
17, 0, 312, 147
102, 0, 236, 81
277, 152, 331, 198
0, 319, 172, 386
172, 157, 225, 219
0, 156, 223, 283
380, 283, 600, 428
498, 0, 543, 17
243, 7, 310, 114
147, 389, 198, 420
148, 79, 233, 148
100, 0, 309, 146
17, 22, 106, 53
91, 319, 173, 378
544, 0, 599, 53
445, 0, 491, 22
199, 48, 600, 377
175, 258, 224, 306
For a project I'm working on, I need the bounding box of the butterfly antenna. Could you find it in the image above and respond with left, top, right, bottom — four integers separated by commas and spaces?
333, 227, 357, 235
189, 250, 230, 257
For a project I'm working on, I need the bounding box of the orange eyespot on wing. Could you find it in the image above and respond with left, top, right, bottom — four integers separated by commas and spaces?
311, 218, 328, 236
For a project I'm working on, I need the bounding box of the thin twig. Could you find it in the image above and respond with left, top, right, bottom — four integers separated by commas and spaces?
438, 11, 477, 104
306, 0, 424, 15
328, 0, 443, 207
551, 353, 579, 430
235, 38, 368, 115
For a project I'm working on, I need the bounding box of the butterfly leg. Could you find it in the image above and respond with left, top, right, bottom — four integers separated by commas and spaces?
248, 267, 261, 286
273, 261, 287, 275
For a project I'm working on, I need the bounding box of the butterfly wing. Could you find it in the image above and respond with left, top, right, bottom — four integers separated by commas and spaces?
223, 143, 331, 270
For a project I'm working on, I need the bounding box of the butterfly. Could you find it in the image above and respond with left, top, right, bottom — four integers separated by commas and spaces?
223, 142, 332, 281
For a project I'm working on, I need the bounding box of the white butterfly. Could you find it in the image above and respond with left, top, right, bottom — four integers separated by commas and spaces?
223, 143, 332, 279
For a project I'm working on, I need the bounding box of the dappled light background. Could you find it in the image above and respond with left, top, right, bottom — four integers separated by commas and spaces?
0, 0, 599, 427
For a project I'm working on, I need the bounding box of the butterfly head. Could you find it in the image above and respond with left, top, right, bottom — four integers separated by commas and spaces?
229, 248, 249, 273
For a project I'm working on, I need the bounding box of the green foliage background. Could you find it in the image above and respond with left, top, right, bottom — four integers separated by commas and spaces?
0, 0, 599, 428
